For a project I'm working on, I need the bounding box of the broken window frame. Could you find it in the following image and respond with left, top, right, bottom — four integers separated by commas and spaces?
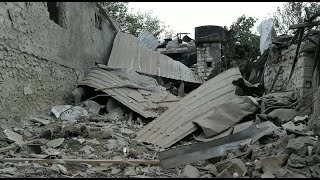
47, 2, 64, 27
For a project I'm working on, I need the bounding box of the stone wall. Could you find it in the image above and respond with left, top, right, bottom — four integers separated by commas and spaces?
196, 42, 221, 80
264, 43, 315, 108
0, 2, 117, 116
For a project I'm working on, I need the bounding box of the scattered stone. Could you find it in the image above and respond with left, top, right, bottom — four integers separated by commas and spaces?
44, 148, 60, 156
204, 164, 219, 176
3, 129, 24, 145
287, 153, 307, 168
86, 138, 100, 145
261, 171, 275, 178
293, 115, 308, 123
124, 167, 137, 176
83, 100, 101, 114
200, 174, 213, 178
106, 107, 124, 121
57, 164, 68, 174
101, 130, 112, 139
141, 167, 149, 173
286, 136, 315, 156
233, 172, 239, 178
46, 138, 65, 148
0, 167, 17, 175
256, 154, 288, 174
182, 165, 200, 178
30, 117, 50, 125
32, 163, 43, 168
111, 168, 121, 175
308, 146, 313, 156
282, 121, 305, 132
77, 138, 86, 144
80, 145, 94, 154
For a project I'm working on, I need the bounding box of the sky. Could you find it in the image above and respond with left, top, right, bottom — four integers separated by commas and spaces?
128, 2, 285, 39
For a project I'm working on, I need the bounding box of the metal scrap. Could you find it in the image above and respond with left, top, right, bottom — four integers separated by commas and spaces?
135, 67, 242, 148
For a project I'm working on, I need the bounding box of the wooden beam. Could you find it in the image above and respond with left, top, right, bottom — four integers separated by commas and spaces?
289, 20, 320, 29
0, 158, 160, 165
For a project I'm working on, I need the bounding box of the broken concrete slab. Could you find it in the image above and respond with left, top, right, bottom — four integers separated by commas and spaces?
282, 121, 306, 132
3, 129, 23, 145
261, 171, 275, 178
106, 107, 124, 121
57, 164, 68, 174
80, 145, 94, 154
124, 167, 137, 176
256, 154, 288, 174
286, 136, 316, 156
111, 167, 121, 175
293, 115, 308, 123
83, 100, 101, 114
46, 138, 65, 148
120, 128, 135, 135
30, 117, 50, 125
183, 165, 200, 178
101, 130, 112, 139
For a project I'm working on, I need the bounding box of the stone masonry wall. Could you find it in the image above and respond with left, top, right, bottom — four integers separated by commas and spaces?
196, 42, 221, 80
264, 43, 314, 108
0, 2, 116, 116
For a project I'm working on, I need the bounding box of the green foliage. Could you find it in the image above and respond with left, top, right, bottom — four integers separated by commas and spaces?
272, 2, 320, 35
99, 2, 173, 39
223, 15, 260, 79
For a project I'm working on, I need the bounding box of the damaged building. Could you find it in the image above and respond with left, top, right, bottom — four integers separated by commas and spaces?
0, 2, 118, 116
2, 2, 320, 179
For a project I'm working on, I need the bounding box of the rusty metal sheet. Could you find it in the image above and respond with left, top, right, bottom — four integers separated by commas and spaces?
78, 67, 179, 118
138, 30, 160, 50
108, 32, 204, 84
135, 67, 242, 148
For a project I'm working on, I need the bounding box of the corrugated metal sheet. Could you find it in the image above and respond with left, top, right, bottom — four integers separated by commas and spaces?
138, 30, 160, 50
108, 32, 204, 84
78, 67, 180, 118
135, 67, 242, 148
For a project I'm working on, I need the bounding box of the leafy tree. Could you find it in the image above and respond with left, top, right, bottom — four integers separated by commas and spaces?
272, 2, 320, 35
223, 15, 260, 77
99, 2, 173, 39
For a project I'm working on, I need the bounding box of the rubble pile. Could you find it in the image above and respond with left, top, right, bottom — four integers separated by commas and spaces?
1, 65, 319, 178
2, 7, 320, 178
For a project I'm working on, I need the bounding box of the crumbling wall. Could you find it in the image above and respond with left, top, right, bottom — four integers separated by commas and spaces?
264, 43, 314, 108
196, 42, 221, 80
0, 2, 116, 116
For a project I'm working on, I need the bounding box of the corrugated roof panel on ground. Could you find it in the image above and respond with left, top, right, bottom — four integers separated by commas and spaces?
135, 67, 242, 148
79, 67, 179, 119
108, 32, 204, 84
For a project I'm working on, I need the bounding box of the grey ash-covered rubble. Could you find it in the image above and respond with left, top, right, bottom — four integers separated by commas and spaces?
1, 2, 320, 178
